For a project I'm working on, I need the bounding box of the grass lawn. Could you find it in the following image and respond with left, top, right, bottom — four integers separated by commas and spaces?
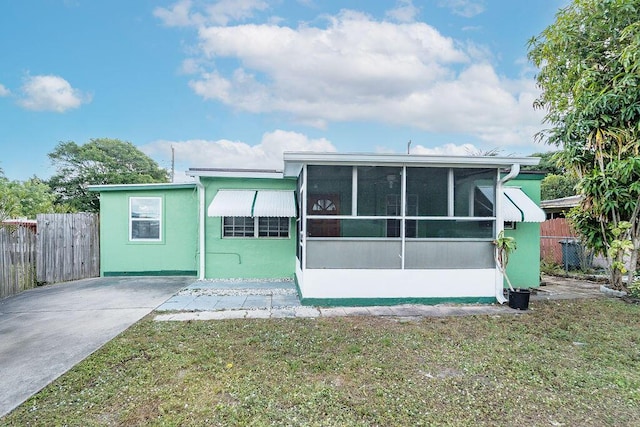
3, 298, 640, 426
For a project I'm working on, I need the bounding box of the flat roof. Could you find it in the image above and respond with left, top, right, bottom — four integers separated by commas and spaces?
540, 195, 582, 209
283, 152, 541, 176
88, 183, 196, 192
187, 168, 284, 179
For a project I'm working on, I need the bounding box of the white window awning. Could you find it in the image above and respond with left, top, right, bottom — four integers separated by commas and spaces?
253, 190, 297, 217
207, 190, 296, 217
503, 187, 546, 223
477, 186, 546, 223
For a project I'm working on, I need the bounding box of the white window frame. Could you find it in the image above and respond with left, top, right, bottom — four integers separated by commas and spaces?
222, 216, 290, 239
129, 197, 162, 242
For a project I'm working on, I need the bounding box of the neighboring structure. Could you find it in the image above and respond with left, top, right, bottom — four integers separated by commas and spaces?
1, 219, 37, 232
540, 195, 582, 219
90, 152, 546, 306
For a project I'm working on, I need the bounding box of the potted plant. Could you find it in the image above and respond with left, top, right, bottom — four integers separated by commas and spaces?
493, 231, 530, 310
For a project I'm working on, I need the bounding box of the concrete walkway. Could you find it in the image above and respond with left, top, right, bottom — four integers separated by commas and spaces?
154, 275, 605, 322
0, 276, 191, 418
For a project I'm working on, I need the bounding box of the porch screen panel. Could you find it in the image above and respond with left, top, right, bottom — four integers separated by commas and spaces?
405, 241, 493, 269
356, 166, 402, 216
307, 219, 396, 238
307, 165, 352, 215
406, 167, 448, 216
454, 169, 496, 217
408, 220, 494, 239
306, 240, 402, 269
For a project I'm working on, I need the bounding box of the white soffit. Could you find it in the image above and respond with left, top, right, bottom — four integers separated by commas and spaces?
503, 188, 546, 223
253, 191, 297, 217
208, 190, 256, 217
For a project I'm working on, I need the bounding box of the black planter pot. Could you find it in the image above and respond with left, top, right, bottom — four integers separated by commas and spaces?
508, 288, 531, 310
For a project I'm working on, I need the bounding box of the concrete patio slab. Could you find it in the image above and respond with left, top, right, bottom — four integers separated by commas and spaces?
244, 295, 271, 309
156, 294, 197, 311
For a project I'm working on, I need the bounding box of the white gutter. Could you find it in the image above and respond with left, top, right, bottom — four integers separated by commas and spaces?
195, 176, 206, 280
494, 163, 520, 304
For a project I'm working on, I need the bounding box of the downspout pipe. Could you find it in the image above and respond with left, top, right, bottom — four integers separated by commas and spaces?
494, 163, 520, 304
195, 176, 206, 280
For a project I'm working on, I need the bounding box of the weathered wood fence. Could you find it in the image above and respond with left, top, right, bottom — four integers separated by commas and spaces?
540, 217, 578, 265
0, 213, 100, 299
36, 213, 100, 284
0, 225, 37, 299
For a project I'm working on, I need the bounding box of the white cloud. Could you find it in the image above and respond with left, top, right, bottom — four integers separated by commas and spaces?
154, 0, 202, 27
154, 0, 268, 27
410, 143, 478, 155
438, 0, 485, 18
205, 0, 268, 25
386, 0, 419, 23
0, 84, 10, 97
158, 6, 543, 147
140, 129, 336, 175
18, 75, 90, 112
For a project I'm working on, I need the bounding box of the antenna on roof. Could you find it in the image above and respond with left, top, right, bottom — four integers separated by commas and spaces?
407, 140, 412, 154
170, 145, 175, 183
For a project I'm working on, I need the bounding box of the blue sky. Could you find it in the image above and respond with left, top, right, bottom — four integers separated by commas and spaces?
0, 0, 565, 181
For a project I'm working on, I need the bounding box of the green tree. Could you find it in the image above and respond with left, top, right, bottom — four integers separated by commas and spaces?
528, 0, 640, 290
525, 151, 579, 200
523, 151, 564, 175
48, 138, 168, 212
0, 169, 14, 221
540, 174, 578, 200
0, 174, 63, 219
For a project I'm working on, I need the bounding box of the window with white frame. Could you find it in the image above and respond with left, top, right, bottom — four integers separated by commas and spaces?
223, 217, 289, 238
130, 197, 162, 241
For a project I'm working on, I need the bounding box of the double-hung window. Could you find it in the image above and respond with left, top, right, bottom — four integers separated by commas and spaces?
130, 197, 162, 241
223, 216, 289, 238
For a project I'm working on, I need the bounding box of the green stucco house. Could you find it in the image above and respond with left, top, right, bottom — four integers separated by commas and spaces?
90, 152, 545, 306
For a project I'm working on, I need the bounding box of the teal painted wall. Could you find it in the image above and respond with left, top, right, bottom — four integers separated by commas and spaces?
99, 188, 199, 275
202, 177, 297, 279
504, 174, 544, 288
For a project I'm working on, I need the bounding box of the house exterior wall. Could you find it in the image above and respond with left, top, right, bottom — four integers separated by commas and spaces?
504, 175, 544, 288
297, 268, 496, 305
98, 188, 199, 276
202, 176, 297, 279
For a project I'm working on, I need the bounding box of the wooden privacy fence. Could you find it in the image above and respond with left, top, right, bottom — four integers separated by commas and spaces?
0, 225, 37, 299
36, 213, 100, 284
540, 217, 579, 265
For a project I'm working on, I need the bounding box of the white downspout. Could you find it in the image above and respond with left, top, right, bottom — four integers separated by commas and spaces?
494, 163, 520, 304
195, 176, 206, 280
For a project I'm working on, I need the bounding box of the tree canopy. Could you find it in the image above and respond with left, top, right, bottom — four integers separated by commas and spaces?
0, 174, 60, 220
528, 0, 640, 290
48, 138, 168, 212
524, 151, 578, 200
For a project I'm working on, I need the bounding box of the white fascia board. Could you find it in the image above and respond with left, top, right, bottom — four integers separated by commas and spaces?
283, 152, 541, 171
87, 183, 196, 192
186, 169, 284, 179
